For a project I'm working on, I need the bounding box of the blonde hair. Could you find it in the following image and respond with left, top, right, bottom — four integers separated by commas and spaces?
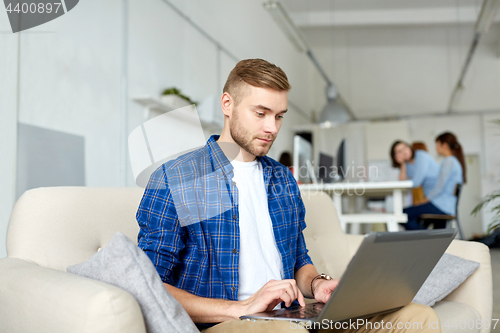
223, 59, 291, 106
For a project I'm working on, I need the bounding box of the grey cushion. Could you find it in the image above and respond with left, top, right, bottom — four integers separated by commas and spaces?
413, 253, 480, 307
67, 232, 198, 333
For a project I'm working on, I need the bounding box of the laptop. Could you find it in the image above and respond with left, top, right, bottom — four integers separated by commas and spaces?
240, 229, 457, 326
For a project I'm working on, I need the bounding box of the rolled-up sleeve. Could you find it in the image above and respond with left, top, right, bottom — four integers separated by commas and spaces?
294, 197, 314, 272
137, 165, 187, 284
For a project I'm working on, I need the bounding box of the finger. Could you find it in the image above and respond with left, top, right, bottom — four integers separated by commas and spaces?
266, 280, 296, 296
263, 280, 303, 307
266, 299, 283, 311
272, 279, 297, 289
279, 289, 294, 308
263, 288, 293, 307
314, 288, 329, 304
267, 282, 298, 306
283, 280, 303, 307
282, 282, 302, 307
297, 287, 306, 307
266, 279, 295, 288
333, 280, 340, 289
320, 292, 330, 304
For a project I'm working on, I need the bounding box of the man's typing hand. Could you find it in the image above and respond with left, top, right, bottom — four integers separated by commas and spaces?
236, 279, 306, 317
313, 279, 340, 304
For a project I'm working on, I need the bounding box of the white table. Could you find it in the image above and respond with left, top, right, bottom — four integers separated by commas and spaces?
299, 181, 413, 233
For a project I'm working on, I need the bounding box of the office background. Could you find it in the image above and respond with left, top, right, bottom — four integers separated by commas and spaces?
1, 0, 500, 260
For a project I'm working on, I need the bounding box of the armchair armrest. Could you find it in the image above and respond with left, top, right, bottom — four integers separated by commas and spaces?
443, 240, 492, 333
345, 234, 364, 258
340, 235, 492, 331
0, 258, 146, 333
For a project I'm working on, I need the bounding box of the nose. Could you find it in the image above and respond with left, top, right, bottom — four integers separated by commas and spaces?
263, 116, 278, 136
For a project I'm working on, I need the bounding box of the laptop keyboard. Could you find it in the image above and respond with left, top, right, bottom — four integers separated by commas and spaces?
270, 303, 324, 319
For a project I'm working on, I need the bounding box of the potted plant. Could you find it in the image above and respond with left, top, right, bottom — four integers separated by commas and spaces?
472, 191, 500, 233
161, 87, 197, 109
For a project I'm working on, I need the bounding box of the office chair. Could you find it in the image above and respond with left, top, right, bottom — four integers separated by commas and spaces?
419, 184, 464, 240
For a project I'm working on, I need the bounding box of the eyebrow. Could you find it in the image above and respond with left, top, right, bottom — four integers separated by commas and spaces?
251, 105, 288, 114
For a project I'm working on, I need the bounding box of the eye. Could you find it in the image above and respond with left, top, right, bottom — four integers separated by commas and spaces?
277, 115, 284, 120
256, 112, 265, 117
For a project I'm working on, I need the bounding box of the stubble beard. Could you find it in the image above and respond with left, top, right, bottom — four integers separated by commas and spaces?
229, 108, 274, 158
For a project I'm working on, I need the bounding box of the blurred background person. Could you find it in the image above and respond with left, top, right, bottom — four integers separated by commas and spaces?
403, 132, 466, 230
410, 142, 429, 205
279, 151, 294, 175
390, 140, 439, 205
411, 141, 428, 151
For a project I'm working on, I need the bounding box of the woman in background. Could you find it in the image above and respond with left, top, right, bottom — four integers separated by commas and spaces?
410, 142, 428, 204
403, 132, 466, 230
390, 140, 439, 203
411, 141, 428, 151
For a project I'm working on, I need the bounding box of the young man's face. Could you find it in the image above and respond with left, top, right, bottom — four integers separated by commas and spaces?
228, 85, 288, 158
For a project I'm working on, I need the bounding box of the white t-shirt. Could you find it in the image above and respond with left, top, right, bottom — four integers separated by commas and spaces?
230, 159, 283, 302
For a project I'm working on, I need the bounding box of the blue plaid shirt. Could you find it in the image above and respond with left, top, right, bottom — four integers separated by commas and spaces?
137, 135, 313, 302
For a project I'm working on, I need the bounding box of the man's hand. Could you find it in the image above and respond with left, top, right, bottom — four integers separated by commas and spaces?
312, 279, 340, 304
237, 279, 306, 316
165, 280, 305, 323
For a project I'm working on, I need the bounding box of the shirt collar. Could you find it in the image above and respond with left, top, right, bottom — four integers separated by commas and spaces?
206, 135, 272, 185
206, 135, 234, 178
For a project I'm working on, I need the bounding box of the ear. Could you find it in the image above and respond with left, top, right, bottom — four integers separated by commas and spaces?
221, 92, 232, 118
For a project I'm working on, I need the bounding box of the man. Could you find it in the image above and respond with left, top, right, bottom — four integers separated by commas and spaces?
137, 59, 440, 332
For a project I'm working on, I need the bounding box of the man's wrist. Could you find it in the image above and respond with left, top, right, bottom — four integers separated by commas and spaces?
312, 277, 324, 290
312, 279, 324, 298
227, 301, 245, 319
311, 273, 332, 297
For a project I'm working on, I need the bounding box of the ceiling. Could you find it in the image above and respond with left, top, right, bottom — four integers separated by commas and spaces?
282, 0, 485, 28
275, 0, 500, 118
281, 0, 484, 13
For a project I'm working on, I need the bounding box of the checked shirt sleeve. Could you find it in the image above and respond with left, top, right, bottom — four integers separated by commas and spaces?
294, 196, 314, 272
137, 165, 187, 284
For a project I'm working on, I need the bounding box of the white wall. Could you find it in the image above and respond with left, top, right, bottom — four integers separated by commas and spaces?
0, 22, 19, 259
16, 1, 124, 188
0, 0, 321, 257
365, 121, 409, 161
0, 0, 124, 257
479, 113, 500, 233
125, 0, 322, 185
303, 23, 500, 118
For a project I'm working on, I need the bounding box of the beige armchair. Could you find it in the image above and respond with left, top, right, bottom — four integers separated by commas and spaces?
301, 190, 493, 333
0, 187, 493, 333
0, 187, 147, 333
